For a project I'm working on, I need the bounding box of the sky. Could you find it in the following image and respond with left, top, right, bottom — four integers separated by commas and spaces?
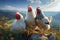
0, 0, 60, 12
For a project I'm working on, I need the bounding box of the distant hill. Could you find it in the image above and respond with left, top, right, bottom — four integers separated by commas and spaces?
0, 10, 26, 20
0, 11, 15, 20
52, 12, 60, 24
53, 12, 60, 20
44, 12, 59, 17
51, 12, 60, 30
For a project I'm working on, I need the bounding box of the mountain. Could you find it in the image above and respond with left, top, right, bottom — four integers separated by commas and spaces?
53, 12, 60, 20
0, 10, 26, 20
52, 12, 60, 24
51, 12, 60, 30
44, 12, 59, 17
0, 11, 15, 20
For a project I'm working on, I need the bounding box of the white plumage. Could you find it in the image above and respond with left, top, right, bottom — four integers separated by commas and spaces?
25, 5, 36, 29
10, 12, 26, 33
36, 7, 52, 30
25, 5, 36, 21
42, 16, 52, 30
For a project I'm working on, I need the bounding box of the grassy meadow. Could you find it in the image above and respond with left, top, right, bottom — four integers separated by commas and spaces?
0, 16, 60, 40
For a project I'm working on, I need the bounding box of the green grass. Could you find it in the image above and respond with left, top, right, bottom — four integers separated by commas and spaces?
0, 19, 60, 40
56, 30, 60, 40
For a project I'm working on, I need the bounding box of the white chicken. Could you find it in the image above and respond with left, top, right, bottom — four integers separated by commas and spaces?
25, 5, 36, 21
25, 5, 36, 30
10, 12, 26, 33
36, 7, 52, 30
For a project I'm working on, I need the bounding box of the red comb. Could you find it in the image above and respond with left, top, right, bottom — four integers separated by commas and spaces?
37, 7, 40, 9
28, 5, 32, 12
16, 12, 20, 20
36, 7, 41, 14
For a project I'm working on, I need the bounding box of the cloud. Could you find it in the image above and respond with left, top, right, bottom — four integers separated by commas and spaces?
30, 0, 41, 3
43, 2, 60, 12
0, 6, 25, 11
41, 0, 60, 12
30, 0, 34, 3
